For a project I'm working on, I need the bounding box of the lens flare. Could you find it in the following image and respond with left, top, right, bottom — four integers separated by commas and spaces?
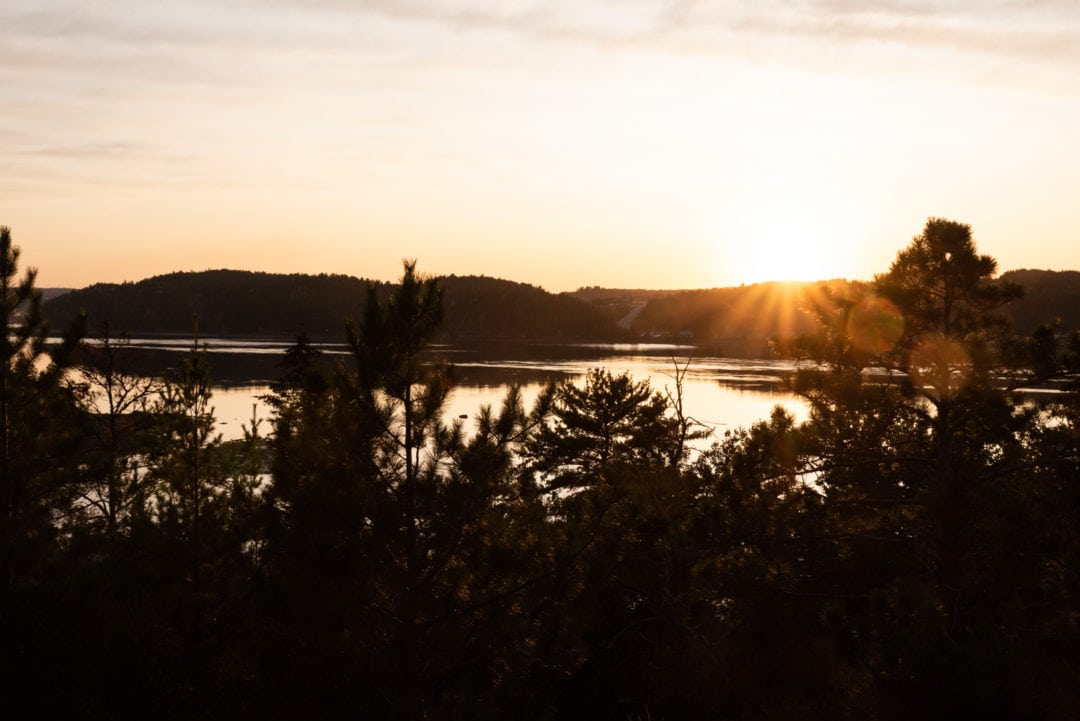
846, 295, 904, 355
909, 333, 971, 396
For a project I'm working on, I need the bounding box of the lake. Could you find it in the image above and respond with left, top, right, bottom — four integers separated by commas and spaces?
112, 338, 808, 443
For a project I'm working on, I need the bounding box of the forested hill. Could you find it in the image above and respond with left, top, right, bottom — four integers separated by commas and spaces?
437, 275, 617, 339
567, 281, 851, 356
625, 281, 839, 354
571, 272, 1080, 354
999, 268, 1080, 333
43, 269, 619, 340
43, 267, 1080, 346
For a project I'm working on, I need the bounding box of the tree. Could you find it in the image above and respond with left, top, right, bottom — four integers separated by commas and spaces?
261, 262, 578, 719
72, 322, 161, 539
775, 219, 1078, 718
526, 368, 679, 491
126, 333, 264, 715
875, 217, 1023, 397
346, 259, 451, 590
524, 366, 732, 719
0, 226, 82, 589
0, 226, 85, 717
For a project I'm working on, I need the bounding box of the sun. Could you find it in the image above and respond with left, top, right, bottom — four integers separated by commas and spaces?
724, 191, 858, 284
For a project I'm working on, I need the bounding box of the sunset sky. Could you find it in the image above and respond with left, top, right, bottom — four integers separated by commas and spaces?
3, 1, 1079, 291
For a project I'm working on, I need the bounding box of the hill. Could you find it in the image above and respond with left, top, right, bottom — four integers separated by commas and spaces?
999, 269, 1080, 333
41, 288, 74, 301
43, 268, 1080, 351
438, 275, 618, 339
581, 271, 1080, 356
620, 280, 851, 356
43, 269, 619, 341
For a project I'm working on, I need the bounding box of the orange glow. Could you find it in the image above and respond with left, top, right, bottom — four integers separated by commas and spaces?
846, 295, 904, 355
723, 281, 825, 344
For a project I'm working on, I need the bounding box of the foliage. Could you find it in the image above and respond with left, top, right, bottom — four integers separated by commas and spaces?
4, 221, 1080, 720
259, 262, 578, 718
71, 322, 161, 537
772, 218, 1078, 719
527, 368, 672, 488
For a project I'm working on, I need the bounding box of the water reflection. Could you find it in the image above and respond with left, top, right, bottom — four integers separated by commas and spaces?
83, 338, 807, 441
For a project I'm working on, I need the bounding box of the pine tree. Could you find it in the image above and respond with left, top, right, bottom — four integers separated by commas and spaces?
0, 226, 83, 714
0, 225, 83, 581
261, 263, 578, 718
775, 219, 1074, 717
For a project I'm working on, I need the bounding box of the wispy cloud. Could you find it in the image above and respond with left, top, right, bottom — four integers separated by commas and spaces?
131, 0, 1066, 106
256, 0, 1080, 66
6, 1, 1080, 90
3, 1, 1079, 200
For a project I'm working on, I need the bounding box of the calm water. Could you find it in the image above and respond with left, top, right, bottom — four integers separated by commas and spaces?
107, 338, 808, 442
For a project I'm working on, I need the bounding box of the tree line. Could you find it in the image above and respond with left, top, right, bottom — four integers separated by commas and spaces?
3, 219, 1080, 720
43, 270, 619, 341
45, 262, 1080, 355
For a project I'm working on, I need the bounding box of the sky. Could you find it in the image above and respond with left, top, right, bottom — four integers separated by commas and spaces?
2, 0, 1080, 291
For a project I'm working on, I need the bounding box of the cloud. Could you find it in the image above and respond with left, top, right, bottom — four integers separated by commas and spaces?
250, 0, 1080, 56
712, 1, 1080, 58
168, 0, 1076, 99
3, 0, 1079, 200
6, 1, 1080, 86
18, 142, 151, 160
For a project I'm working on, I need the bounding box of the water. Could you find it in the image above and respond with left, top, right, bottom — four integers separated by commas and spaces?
95, 338, 808, 442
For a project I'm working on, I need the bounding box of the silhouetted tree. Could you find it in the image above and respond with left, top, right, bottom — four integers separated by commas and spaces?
526, 368, 677, 491
72, 322, 161, 539
261, 262, 578, 719
0, 226, 84, 718
0, 226, 82, 587
776, 218, 1077, 719
4, 227, 1078, 720
105, 333, 264, 717
875, 217, 1023, 395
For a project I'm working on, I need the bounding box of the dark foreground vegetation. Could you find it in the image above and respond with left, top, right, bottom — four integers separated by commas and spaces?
4, 219, 1080, 720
